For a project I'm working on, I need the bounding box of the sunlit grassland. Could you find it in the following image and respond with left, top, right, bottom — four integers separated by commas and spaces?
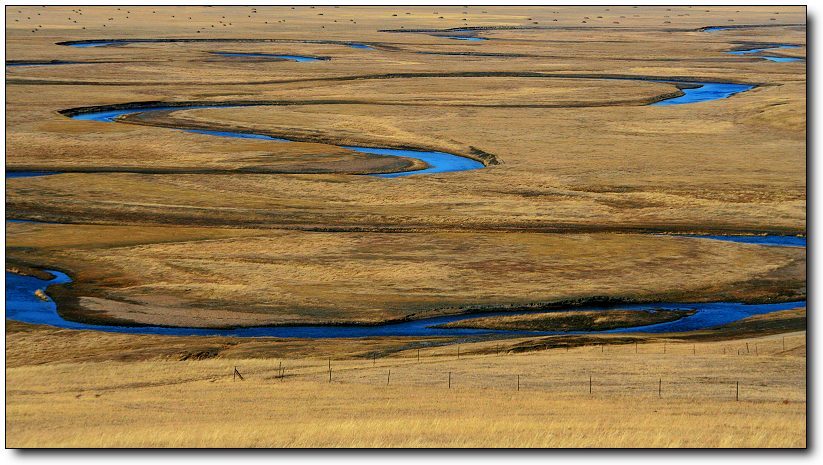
6, 331, 805, 448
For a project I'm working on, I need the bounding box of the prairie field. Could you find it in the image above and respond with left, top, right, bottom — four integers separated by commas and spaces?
4, 5, 806, 448
5, 321, 806, 448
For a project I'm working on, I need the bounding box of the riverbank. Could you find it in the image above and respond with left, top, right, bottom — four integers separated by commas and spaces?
6, 223, 806, 328
4, 3, 806, 333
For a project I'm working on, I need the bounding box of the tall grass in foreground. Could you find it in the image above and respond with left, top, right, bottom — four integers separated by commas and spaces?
6, 332, 805, 447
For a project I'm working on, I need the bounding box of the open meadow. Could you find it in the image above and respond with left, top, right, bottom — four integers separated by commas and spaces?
6, 319, 807, 448
4, 5, 806, 448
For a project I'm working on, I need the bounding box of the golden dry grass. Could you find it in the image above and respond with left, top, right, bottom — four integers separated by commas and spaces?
6, 222, 805, 326
3, 6, 807, 448
4, 6, 806, 327
5, 328, 806, 448
5, 6, 806, 234
437, 308, 696, 331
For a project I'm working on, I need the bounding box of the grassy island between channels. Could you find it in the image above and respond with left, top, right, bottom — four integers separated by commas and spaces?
435, 309, 696, 332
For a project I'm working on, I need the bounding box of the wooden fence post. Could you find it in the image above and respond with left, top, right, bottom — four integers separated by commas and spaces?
233, 366, 244, 381
658, 378, 662, 398
736, 381, 739, 401
417, 349, 420, 363
448, 371, 452, 389
517, 374, 520, 392
328, 358, 332, 383
589, 376, 592, 394
387, 369, 391, 386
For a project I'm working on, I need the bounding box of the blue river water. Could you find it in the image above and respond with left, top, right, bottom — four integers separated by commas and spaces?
605, 301, 804, 334
71, 105, 223, 123
341, 146, 484, 177
185, 128, 289, 141
677, 234, 806, 247
5, 63, 798, 337
4, 270, 806, 338
443, 36, 487, 41
176, 130, 477, 179
67, 41, 121, 47
727, 44, 802, 62
760, 56, 803, 63
6, 171, 60, 178
69, 104, 484, 176
5, 219, 807, 338
6, 61, 84, 67
63, 40, 375, 50
651, 82, 754, 106
212, 52, 326, 62
61, 73, 756, 176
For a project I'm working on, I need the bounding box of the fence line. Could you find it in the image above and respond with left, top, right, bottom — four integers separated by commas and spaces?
225, 338, 804, 402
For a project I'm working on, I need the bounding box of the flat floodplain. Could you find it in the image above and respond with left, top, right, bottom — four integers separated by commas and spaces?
4, 6, 806, 448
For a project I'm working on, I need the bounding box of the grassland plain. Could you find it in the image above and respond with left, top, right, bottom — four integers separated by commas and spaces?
4, 5, 806, 448
5, 318, 807, 448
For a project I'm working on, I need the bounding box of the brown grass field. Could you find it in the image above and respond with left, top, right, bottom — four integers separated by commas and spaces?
5, 316, 807, 448
4, 5, 806, 448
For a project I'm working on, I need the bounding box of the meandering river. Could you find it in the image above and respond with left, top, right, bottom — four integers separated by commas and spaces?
4, 270, 805, 338
4, 31, 805, 338
69, 104, 485, 176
